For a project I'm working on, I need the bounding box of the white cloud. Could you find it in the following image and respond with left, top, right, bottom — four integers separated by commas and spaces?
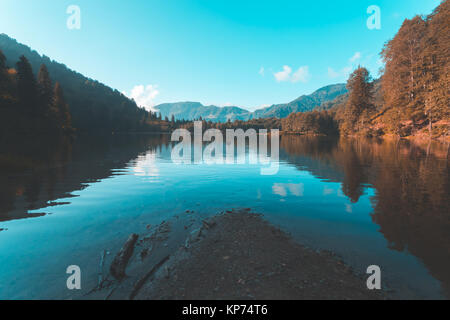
259, 67, 265, 76
327, 52, 363, 79
124, 84, 160, 111
291, 66, 310, 83
274, 65, 292, 82
349, 52, 362, 63
274, 65, 310, 83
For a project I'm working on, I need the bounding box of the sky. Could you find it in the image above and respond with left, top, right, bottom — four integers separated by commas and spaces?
0, 0, 442, 111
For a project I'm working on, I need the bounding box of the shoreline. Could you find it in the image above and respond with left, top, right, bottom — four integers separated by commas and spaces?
84, 209, 387, 300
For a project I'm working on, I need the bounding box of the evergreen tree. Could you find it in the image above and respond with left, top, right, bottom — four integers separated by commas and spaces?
0, 50, 7, 92
37, 65, 53, 112
16, 55, 38, 114
54, 82, 72, 132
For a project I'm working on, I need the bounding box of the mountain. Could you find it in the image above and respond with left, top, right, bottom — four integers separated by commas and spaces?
250, 84, 348, 119
0, 34, 151, 132
156, 102, 251, 122
155, 84, 348, 122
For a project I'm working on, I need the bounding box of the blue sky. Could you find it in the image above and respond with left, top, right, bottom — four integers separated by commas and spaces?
0, 0, 441, 111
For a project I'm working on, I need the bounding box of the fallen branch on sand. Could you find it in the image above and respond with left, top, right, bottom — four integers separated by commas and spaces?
110, 233, 139, 280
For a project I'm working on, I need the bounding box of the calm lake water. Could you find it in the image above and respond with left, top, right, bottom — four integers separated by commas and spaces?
0, 133, 449, 299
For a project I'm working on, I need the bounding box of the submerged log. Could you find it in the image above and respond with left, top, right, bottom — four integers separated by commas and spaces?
110, 233, 139, 280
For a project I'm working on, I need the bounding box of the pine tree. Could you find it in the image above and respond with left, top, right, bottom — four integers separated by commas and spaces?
53, 82, 72, 132
0, 50, 7, 92
16, 55, 38, 114
37, 65, 53, 112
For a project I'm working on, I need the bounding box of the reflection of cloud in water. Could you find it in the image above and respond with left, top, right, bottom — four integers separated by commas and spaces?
323, 186, 335, 196
272, 183, 304, 197
131, 151, 160, 181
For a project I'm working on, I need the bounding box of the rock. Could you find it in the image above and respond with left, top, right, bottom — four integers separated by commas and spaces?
110, 233, 139, 280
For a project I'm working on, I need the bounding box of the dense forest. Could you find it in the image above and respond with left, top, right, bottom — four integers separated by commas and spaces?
0, 52, 73, 135
0, 34, 167, 134
282, 0, 449, 139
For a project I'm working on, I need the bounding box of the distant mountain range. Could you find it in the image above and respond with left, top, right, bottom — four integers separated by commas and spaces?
155, 84, 348, 122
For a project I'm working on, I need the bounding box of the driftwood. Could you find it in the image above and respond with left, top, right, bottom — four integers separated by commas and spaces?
110, 233, 139, 280
129, 255, 170, 300
98, 250, 107, 287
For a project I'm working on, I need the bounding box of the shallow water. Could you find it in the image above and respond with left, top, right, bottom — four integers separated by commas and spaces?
0, 133, 448, 299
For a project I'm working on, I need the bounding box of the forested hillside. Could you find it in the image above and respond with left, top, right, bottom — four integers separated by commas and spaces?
0, 34, 160, 133
282, 0, 449, 139
0, 51, 74, 135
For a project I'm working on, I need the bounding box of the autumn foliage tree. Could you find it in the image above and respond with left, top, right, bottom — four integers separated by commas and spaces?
382, 0, 449, 136
340, 67, 374, 135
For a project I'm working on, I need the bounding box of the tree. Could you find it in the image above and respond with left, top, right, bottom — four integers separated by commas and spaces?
421, 0, 450, 135
381, 16, 427, 121
0, 50, 7, 92
54, 82, 72, 132
16, 55, 38, 114
37, 65, 53, 110
342, 66, 374, 134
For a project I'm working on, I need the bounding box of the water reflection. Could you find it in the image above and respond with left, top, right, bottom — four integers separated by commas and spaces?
280, 135, 450, 297
0, 133, 169, 222
0, 133, 448, 298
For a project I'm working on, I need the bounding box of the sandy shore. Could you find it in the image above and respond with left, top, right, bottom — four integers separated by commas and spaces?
85, 209, 386, 300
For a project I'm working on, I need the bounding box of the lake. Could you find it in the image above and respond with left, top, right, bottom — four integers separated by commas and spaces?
0, 133, 448, 299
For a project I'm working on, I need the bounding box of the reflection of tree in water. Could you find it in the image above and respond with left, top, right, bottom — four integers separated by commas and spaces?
370, 139, 450, 296
280, 135, 450, 297
337, 139, 371, 203
0, 134, 73, 219
0, 133, 169, 222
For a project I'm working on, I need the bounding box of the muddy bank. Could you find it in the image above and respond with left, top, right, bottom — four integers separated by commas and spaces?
85, 209, 386, 300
